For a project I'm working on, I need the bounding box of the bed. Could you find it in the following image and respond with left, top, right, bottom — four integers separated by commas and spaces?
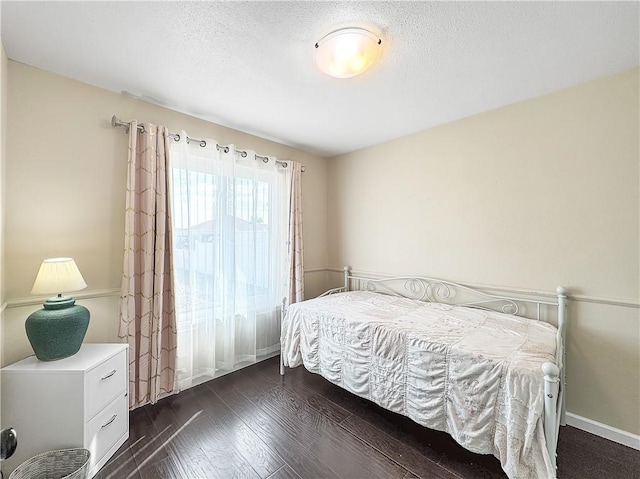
280, 267, 567, 479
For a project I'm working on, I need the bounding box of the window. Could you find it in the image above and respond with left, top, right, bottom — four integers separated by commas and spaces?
169, 139, 289, 389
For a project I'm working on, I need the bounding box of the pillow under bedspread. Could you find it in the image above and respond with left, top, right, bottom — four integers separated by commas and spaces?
281, 291, 558, 479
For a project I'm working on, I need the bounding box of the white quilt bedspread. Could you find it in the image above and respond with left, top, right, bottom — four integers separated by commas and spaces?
281, 291, 558, 479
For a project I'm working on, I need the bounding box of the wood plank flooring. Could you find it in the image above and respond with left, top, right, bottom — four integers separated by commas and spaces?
97, 357, 640, 479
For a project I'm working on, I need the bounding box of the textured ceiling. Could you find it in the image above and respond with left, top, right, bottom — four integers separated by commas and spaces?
1, 1, 638, 157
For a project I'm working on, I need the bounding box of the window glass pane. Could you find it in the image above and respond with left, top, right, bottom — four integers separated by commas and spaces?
170, 163, 278, 321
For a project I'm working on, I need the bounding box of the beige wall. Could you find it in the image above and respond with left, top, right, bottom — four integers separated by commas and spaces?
0, 34, 6, 425
327, 68, 640, 434
2, 61, 328, 366
1, 41, 7, 364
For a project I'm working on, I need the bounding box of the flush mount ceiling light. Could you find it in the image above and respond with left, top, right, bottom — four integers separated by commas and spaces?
315, 27, 383, 79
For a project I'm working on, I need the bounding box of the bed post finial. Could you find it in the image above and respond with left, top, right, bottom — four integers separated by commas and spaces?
344, 266, 350, 291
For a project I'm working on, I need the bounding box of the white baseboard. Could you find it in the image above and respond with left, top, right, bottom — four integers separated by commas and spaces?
565, 412, 640, 450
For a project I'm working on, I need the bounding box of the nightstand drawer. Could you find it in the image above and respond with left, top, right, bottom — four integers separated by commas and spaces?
85, 394, 128, 470
86, 349, 127, 420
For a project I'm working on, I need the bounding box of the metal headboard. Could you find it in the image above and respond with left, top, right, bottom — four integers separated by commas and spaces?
327, 267, 562, 321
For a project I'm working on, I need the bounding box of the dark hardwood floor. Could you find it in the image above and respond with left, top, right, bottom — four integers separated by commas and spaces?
97, 357, 640, 479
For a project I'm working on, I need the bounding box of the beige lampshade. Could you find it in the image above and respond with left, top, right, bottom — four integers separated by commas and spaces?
30, 258, 88, 295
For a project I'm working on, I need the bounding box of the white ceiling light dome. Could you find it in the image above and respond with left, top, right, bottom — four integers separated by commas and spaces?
314, 27, 383, 79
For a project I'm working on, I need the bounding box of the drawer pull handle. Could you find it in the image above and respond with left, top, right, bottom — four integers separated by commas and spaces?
101, 414, 117, 429
100, 370, 117, 380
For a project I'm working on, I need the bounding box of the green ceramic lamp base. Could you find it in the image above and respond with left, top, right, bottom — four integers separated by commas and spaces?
25, 296, 90, 361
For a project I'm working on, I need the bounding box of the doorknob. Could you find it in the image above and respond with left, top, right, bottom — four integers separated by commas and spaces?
0, 428, 17, 461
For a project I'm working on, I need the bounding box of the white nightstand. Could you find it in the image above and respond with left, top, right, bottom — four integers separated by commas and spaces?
0, 343, 129, 478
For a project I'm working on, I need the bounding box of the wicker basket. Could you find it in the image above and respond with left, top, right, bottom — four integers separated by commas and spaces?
9, 448, 90, 479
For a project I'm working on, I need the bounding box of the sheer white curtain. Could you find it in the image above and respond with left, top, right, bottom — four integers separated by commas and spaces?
169, 134, 290, 390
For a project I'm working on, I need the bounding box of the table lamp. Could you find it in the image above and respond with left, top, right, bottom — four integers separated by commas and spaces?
25, 258, 90, 361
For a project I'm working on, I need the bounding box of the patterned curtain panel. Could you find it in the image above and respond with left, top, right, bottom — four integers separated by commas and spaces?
288, 161, 304, 303
118, 120, 178, 408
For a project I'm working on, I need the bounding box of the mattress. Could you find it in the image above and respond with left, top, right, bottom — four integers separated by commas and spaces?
281, 291, 558, 479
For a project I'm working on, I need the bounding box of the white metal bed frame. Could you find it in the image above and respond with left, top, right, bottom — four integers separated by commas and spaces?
280, 266, 567, 473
